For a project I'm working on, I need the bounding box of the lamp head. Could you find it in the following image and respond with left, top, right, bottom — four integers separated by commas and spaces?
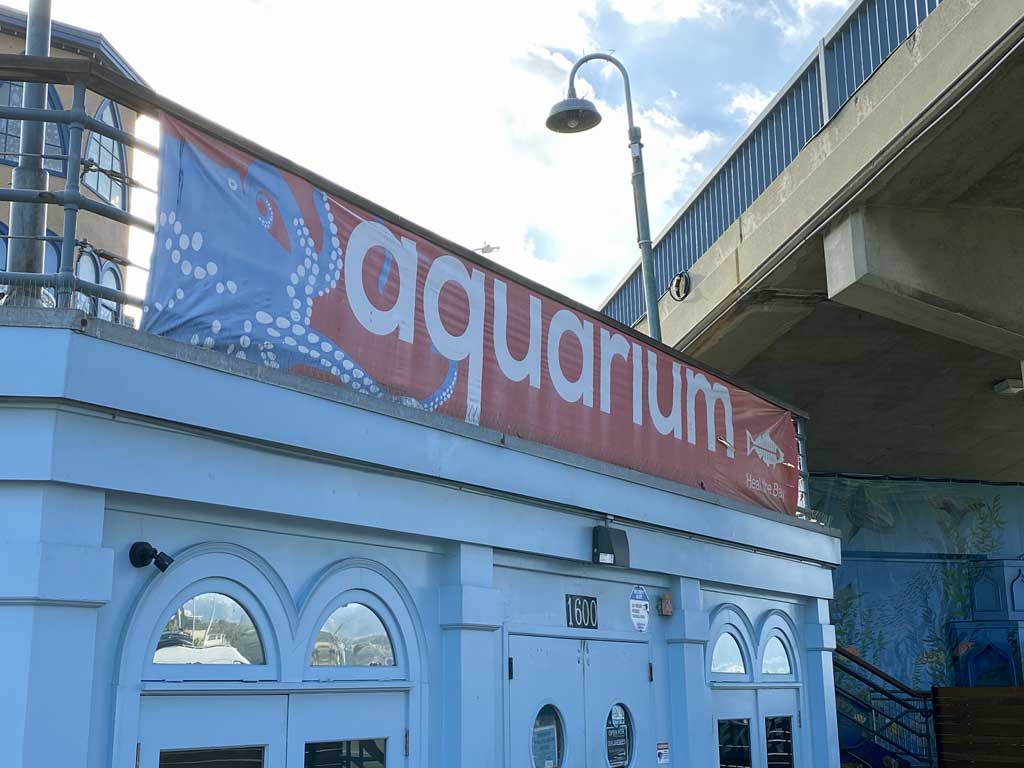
546, 96, 602, 134
129, 541, 174, 573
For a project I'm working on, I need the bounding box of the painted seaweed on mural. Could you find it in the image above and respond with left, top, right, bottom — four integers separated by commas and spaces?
811, 476, 1024, 688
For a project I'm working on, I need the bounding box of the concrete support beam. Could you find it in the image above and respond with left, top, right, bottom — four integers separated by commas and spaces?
0, 483, 112, 768
825, 206, 1024, 357
439, 543, 503, 768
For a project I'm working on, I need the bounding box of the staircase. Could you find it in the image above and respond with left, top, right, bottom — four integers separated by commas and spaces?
834, 647, 936, 768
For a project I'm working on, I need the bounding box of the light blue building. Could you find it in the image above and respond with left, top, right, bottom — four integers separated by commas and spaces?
0, 8, 843, 768
0, 309, 841, 768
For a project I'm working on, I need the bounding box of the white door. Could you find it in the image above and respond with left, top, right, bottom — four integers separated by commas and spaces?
138, 695, 288, 768
286, 691, 407, 768
756, 688, 800, 768
584, 640, 652, 768
509, 635, 586, 768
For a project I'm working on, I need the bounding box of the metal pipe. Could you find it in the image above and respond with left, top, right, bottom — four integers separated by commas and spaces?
0, 269, 142, 307
4, 0, 51, 307
57, 80, 86, 308
565, 53, 662, 342
0, 187, 154, 231
0, 104, 159, 155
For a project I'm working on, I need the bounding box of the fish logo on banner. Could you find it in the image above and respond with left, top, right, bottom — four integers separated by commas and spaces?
747, 429, 784, 468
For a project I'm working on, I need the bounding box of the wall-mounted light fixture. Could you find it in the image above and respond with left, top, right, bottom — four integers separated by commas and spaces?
669, 271, 692, 302
593, 526, 630, 568
129, 541, 174, 572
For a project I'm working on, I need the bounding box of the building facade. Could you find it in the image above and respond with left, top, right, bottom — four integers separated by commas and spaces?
0, 311, 841, 768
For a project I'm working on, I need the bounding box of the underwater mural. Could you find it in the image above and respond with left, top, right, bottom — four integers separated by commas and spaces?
811, 475, 1024, 687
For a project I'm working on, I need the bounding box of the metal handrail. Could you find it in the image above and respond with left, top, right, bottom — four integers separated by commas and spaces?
834, 645, 936, 766
0, 269, 142, 307
836, 705, 930, 762
835, 646, 930, 699
834, 682, 931, 741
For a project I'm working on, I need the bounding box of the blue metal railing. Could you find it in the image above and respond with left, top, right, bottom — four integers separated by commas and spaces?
602, 0, 945, 327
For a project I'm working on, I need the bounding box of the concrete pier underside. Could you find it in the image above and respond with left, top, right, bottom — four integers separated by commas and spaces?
653, 0, 1024, 480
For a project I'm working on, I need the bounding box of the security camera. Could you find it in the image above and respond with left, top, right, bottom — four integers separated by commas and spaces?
129, 541, 174, 572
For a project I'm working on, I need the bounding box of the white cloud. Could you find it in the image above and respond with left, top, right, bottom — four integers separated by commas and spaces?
761, 0, 853, 41
726, 83, 772, 125
23, 0, 717, 307
606, 0, 730, 25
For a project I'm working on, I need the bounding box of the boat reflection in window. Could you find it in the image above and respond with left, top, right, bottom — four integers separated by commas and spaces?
311, 603, 395, 667
154, 592, 265, 665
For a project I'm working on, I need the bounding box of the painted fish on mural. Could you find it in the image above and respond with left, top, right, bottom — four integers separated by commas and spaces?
953, 640, 975, 657
746, 429, 784, 468
846, 485, 896, 541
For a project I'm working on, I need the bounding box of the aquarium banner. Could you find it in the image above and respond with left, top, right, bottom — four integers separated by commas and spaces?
142, 116, 800, 515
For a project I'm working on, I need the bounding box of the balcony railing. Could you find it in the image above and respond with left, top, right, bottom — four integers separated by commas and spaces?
601, 0, 945, 328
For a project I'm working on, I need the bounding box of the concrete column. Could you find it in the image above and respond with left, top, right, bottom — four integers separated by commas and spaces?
439, 542, 503, 767
665, 577, 715, 765
803, 598, 840, 768
0, 483, 113, 768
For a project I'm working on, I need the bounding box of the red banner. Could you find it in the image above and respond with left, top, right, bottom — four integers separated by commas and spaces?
145, 117, 799, 514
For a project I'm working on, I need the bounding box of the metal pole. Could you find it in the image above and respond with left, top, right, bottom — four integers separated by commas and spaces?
629, 126, 662, 342
57, 80, 86, 308
566, 53, 662, 342
5, 0, 52, 307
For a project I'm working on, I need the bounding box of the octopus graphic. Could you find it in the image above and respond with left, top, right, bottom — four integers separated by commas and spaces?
142, 131, 456, 413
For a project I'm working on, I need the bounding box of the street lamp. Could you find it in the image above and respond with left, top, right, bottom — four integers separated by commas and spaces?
546, 53, 662, 342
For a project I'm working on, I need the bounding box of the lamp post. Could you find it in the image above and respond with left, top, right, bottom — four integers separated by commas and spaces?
546, 53, 662, 342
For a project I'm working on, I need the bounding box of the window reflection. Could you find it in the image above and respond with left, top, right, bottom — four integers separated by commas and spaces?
311, 603, 395, 667
97, 266, 122, 322
159, 747, 264, 768
765, 716, 794, 768
762, 637, 792, 675
711, 633, 746, 674
717, 718, 752, 768
304, 740, 385, 768
75, 253, 98, 314
154, 592, 265, 665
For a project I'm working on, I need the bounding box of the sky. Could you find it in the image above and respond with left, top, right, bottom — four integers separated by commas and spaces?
22, 0, 854, 308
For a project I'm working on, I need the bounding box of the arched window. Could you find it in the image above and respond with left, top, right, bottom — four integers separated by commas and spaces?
82, 100, 127, 209
97, 264, 123, 322
762, 636, 792, 675
75, 251, 98, 314
311, 602, 395, 667
154, 592, 265, 665
0, 82, 68, 175
711, 632, 747, 675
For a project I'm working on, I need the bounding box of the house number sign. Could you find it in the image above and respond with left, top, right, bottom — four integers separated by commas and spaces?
565, 594, 599, 629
